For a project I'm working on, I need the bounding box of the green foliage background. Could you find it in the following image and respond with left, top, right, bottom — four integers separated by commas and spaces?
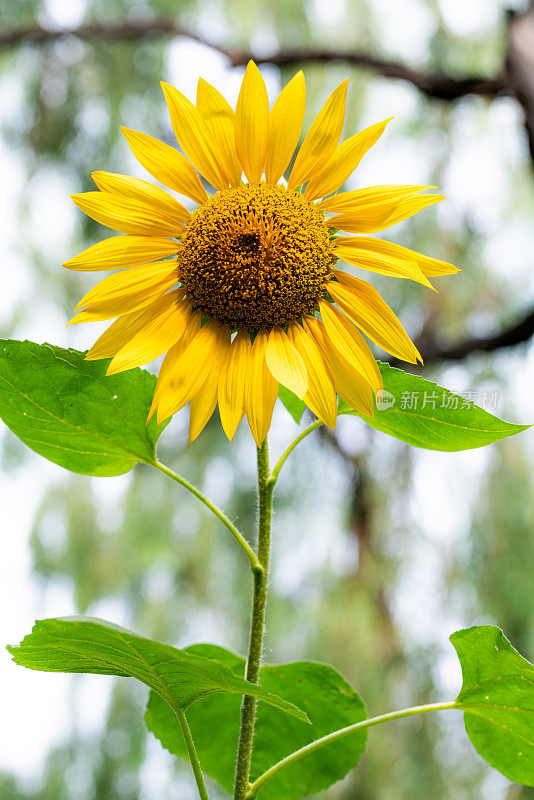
1, 1, 533, 799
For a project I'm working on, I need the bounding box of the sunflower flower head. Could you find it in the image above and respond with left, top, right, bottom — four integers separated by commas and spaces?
65, 61, 459, 446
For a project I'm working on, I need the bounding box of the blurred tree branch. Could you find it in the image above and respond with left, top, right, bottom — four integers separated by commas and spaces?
0, 21, 508, 101
388, 305, 534, 367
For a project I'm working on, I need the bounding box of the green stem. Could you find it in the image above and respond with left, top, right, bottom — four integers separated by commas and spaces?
246, 701, 458, 798
234, 438, 274, 800
174, 706, 210, 800
154, 460, 261, 574
268, 420, 323, 487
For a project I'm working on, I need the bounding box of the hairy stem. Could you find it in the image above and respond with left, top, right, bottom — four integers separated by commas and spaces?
173, 706, 210, 800
234, 438, 274, 800
246, 701, 458, 798
154, 460, 261, 573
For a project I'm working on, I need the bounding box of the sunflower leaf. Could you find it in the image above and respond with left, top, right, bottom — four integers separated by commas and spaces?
146, 644, 366, 800
278, 384, 306, 424
0, 339, 167, 476
451, 625, 534, 786
7, 618, 308, 724
340, 362, 529, 451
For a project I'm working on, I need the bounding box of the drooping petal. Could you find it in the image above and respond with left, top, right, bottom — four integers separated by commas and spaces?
306, 316, 374, 417
106, 295, 191, 375
359, 241, 459, 277
149, 311, 202, 422
288, 321, 337, 428
328, 279, 422, 364
305, 118, 390, 201
287, 79, 349, 190
69, 261, 178, 323
218, 330, 251, 441
265, 326, 308, 398
329, 193, 444, 234
63, 235, 178, 272
234, 61, 269, 184
91, 171, 190, 223
188, 338, 230, 443
161, 81, 228, 189
71, 191, 186, 237
328, 346, 375, 417
154, 321, 230, 423
317, 184, 434, 213
245, 329, 279, 447
196, 78, 242, 187
188, 374, 219, 445
318, 300, 382, 391
121, 127, 207, 204
333, 240, 434, 288
85, 288, 186, 360
265, 71, 306, 185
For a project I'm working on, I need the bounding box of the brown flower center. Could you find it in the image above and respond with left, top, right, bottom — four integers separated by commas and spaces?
177, 183, 334, 329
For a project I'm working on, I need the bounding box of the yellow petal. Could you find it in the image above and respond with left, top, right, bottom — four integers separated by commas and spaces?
188, 336, 230, 443
70, 261, 177, 323
305, 118, 391, 201
328, 279, 422, 364
317, 184, 433, 212
265, 71, 306, 184
188, 372, 219, 445
106, 296, 191, 375
333, 240, 433, 288
149, 311, 202, 422
121, 127, 207, 204
155, 321, 230, 423
306, 316, 374, 417
63, 234, 178, 272
71, 191, 186, 237
245, 329, 279, 447
234, 61, 269, 184
313, 304, 382, 391
218, 330, 251, 441
86, 288, 186, 360
287, 79, 349, 190
196, 79, 242, 187
91, 171, 190, 223
329, 193, 444, 234
265, 326, 308, 398
352, 240, 459, 277
328, 346, 374, 417
288, 321, 337, 428
161, 81, 228, 189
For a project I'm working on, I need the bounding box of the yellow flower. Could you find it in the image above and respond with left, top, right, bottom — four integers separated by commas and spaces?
65, 62, 459, 446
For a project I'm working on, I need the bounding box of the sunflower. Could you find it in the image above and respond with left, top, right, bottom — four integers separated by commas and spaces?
65, 62, 458, 446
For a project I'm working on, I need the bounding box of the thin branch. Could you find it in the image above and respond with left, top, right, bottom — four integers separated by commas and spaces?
0, 21, 508, 101
233, 50, 508, 100
388, 305, 534, 367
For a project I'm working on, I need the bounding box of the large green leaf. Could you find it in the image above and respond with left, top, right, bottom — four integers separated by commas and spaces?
0, 339, 167, 476
451, 625, 534, 786
341, 363, 529, 451
8, 618, 308, 723
146, 644, 366, 800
